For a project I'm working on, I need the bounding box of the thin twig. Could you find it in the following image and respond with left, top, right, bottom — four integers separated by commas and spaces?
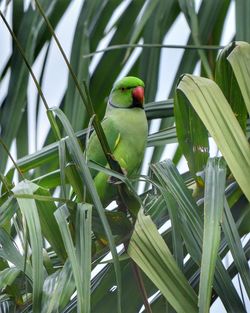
123, 238, 152, 313
131, 260, 153, 313
0, 137, 24, 179
82, 43, 225, 58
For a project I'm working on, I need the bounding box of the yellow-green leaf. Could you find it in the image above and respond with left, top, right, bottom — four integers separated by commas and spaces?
176, 74, 250, 202
128, 209, 198, 313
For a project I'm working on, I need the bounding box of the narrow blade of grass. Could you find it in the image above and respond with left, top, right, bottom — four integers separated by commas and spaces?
58, 139, 67, 198
75, 203, 92, 313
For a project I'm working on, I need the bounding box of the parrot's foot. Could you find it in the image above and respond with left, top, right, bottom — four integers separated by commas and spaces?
107, 167, 127, 185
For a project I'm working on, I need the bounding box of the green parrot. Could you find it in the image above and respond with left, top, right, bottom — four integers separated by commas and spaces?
86, 76, 148, 207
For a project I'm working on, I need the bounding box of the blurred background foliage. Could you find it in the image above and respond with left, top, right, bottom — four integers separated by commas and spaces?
0, 0, 250, 312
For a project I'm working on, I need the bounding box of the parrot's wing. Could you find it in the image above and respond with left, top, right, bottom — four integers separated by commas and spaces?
86, 116, 121, 168
86, 116, 125, 206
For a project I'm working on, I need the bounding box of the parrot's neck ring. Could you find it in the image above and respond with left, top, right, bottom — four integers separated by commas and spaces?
108, 99, 130, 109
108, 99, 143, 109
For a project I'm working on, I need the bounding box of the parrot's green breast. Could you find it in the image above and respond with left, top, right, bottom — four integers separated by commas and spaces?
107, 108, 148, 174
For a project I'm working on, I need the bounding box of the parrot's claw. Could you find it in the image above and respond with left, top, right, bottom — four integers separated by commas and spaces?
121, 167, 127, 176
108, 167, 127, 185
108, 176, 122, 185
108, 175, 123, 185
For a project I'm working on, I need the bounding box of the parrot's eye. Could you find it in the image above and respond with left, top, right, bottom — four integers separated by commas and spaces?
121, 87, 125, 91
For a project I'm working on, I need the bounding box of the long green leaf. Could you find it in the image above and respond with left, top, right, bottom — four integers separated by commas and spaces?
145, 99, 174, 119
147, 126, 177, 146
90, 258, 161, 313
0, 267, 20, 289
63, 0, 91, 132
6, 99, 172, 178
34, 184, 66, 260
235, 2, 250, 41
176, 74, 250, 202
41, 260, 74, 313
227, 41, 250, 116
75, 203, 92, 313
174, 85, 209, 179
198, 158, 226, 313
128, 209, 198, 313
215, 42, 248, 131
178, 0, 212, 78
58, 139, 67, 198
162, 191, 183, 270
14, 128, 88, 174
54, 205, 85, 313
223, 199, 250, 299
126, 0, 160, 53
12, 180, 45, 312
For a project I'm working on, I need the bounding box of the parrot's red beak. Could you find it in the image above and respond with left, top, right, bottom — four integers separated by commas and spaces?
132, 86, 144, 107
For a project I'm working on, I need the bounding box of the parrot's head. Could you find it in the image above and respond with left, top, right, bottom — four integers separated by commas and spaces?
108, 76, 145, 110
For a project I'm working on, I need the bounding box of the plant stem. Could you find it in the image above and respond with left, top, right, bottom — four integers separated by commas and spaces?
131, 260, 153, 313
0, 137, 24, 179
82, 43, 224, 58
